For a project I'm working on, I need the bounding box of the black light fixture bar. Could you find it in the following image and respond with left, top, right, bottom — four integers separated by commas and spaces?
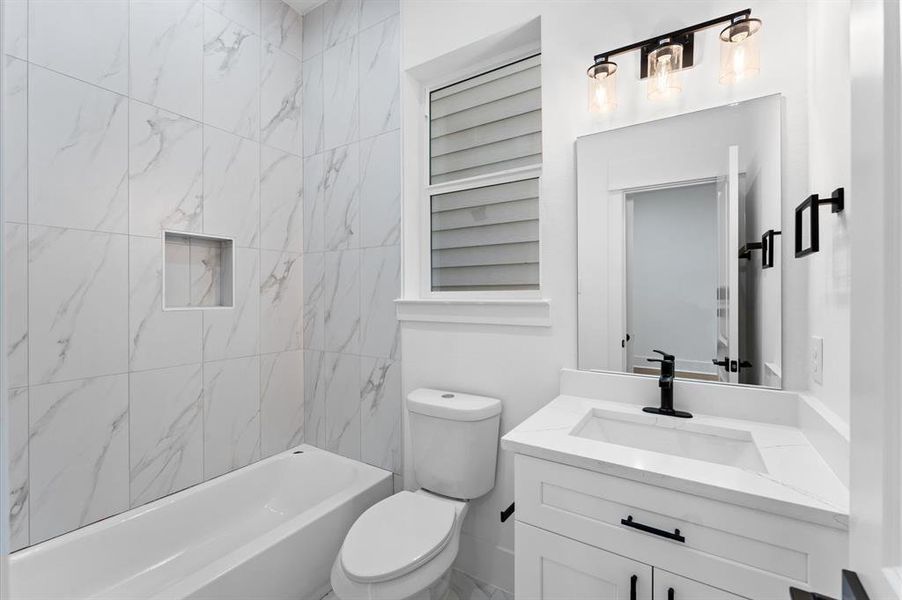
592, 8, 752, 63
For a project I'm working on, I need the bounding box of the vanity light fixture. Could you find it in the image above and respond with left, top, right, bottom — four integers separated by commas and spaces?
587, 8, 761, 113
719, 15, 762, 84
587, 60, 618, 113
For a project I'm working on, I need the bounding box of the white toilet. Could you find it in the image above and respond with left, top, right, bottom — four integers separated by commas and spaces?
330, 388, 502, 600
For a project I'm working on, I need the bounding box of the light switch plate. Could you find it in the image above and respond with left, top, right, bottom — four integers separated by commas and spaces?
811, 336, 824, 385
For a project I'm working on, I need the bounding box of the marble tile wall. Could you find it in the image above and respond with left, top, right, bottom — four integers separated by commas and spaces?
2, 0, 305, 550
302, 0, 401, 475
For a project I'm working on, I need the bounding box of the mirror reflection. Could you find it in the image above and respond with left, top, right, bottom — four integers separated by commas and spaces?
577, 96, 782, 387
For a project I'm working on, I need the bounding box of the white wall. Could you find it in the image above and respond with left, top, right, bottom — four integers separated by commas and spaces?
628, 184, 718, 375
400, 0, 850, 592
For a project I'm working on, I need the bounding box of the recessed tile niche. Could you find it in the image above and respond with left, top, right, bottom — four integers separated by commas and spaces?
163, 231, 234, 309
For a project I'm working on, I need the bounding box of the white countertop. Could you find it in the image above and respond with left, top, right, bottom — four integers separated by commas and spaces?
501, 394, 850, 530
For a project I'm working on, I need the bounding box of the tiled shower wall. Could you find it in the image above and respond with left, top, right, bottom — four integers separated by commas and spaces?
301, 0, 401, 474
2, 0, 306, 550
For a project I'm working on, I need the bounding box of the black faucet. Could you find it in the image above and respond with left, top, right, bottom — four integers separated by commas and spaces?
642, 350, 692, 419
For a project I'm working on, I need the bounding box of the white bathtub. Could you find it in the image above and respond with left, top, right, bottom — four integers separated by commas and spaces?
9, 445, 393, 600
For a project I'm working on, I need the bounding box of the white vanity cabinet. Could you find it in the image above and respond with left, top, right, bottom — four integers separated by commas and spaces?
517, 521, 653, 600
513, 454, 847, 600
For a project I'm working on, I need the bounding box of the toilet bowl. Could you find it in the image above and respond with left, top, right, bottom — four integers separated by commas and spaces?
330, 389, 502, 600
330, 490, 468, 600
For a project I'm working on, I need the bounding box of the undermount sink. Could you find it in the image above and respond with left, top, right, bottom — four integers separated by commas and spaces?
570, 408, 768, 472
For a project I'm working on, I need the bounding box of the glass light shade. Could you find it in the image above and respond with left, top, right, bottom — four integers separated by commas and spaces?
719, 18, 762, 84
647, 41, 683, 101
587, 61, 618, 113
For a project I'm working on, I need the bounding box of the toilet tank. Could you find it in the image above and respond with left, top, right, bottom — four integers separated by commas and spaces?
407, 389, 502, 500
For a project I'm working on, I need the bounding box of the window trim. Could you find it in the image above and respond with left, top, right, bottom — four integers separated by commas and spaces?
420, 56, 544, 300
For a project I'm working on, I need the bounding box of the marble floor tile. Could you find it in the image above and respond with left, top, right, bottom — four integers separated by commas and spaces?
359, 245, 400, 360
28, 226, 129, 385
260, 146, 303, 253
260, 350, 304, 457
129, 101, 204, 238
203, 126, 260, 248
130, 0, 204, 120
360, 357, 400, 473
203, 8, 260, 139
129, 236, 203, 371
303, 350, 326, 448
203, 356, 261, 479
359, 129, 401, 248
28, 0, 129, 94
260, 251, 303, 353
324, 351, 360, 460
5, 223, 28, 389
8, 387, 29, 551
449, 570, 514, 600
260, 42, 302, 155
358, 14, 399, 139
323, 249, 360, 355
323, 37, 358, 150
29, 65, 128, 234
3, 56, 27, 224
323, 143, 360, 251
204, 247, 261, 361
28, 374, 129, 544
129, 364, 204, 506
262, 0, 302, 58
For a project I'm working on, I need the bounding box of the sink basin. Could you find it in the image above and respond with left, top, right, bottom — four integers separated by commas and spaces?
570, 408, 768, 472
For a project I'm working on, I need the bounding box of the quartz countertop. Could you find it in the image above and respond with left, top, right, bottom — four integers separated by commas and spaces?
501, 394, 849, 530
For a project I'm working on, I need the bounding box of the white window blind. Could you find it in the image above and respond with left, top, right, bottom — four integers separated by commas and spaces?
431, 178, 540, 291
428, 54, 542, 292
430, 54, 542, 184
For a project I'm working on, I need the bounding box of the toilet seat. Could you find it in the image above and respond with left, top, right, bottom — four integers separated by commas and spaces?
339, 491, 456, 583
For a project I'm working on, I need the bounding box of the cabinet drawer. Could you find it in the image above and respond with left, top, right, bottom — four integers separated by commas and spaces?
514, 455, 845, 599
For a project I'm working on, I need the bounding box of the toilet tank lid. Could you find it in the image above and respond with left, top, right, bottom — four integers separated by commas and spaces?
407, 389, 502, 421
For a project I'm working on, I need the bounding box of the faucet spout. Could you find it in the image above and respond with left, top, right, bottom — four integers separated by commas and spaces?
642, 349, 692, 419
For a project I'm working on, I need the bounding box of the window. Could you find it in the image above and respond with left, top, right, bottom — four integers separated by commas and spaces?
427, 54, 542, 292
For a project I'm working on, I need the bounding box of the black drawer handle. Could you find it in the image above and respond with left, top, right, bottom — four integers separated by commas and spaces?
668, 588, 675, 600
630, 574, 638, 600
620, 515, 686, 543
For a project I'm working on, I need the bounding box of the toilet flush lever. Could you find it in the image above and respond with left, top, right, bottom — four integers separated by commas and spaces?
500, 502, 515, 523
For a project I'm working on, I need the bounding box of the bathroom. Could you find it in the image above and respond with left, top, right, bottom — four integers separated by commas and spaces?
0, 0, 899, 598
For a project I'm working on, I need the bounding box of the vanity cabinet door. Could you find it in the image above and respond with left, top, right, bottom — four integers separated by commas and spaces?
653, 569, 749, 600
516, 522, 652, 600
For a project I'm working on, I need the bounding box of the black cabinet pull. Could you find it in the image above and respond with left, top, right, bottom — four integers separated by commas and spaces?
630, 574, 637, 600
668, 588, 675, 600
620, 515, 686, 543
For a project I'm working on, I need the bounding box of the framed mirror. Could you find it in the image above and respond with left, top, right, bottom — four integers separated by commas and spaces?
576, 95, 782, 388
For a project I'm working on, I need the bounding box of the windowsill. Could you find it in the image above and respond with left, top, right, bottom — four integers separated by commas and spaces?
395, 298, 552, 327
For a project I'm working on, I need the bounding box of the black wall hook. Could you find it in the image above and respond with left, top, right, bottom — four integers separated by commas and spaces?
795, 188, 845, 258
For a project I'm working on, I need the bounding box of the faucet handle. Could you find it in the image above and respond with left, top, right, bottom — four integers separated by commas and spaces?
651, 349, 675, 362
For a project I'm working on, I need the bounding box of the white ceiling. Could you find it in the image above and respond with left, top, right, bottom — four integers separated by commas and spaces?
284, 0, 325, 15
